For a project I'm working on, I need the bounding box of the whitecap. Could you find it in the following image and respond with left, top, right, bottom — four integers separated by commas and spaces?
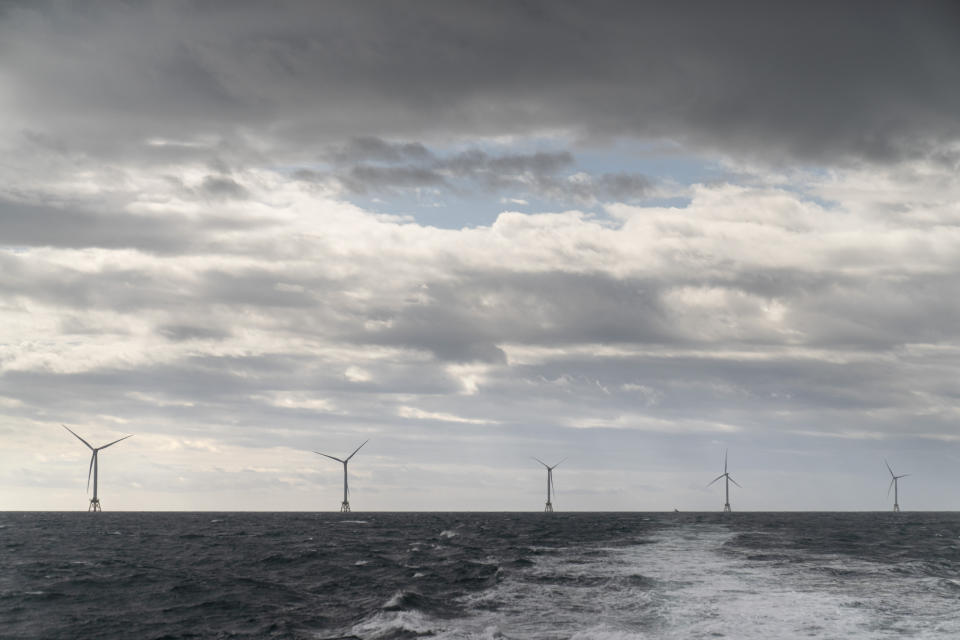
383, 590, 406, 609
351, 610, 438, 639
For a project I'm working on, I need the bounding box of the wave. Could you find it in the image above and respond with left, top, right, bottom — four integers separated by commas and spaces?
351, 609, 439, 639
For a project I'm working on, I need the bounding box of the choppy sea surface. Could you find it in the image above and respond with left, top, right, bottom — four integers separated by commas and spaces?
3, 512, 960, 639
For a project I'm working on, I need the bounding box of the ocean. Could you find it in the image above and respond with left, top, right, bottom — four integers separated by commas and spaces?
2, 512, 960, 639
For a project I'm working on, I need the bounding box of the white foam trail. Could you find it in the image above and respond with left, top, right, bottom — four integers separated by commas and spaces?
427, 523, 960, 639
627, 525, 872, 638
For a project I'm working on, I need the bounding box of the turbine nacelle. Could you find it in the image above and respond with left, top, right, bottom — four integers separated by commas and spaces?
707, 472, 741, 488
532, 456, 565, 471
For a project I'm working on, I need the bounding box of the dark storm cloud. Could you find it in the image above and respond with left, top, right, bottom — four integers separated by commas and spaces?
4, 1, 958, 165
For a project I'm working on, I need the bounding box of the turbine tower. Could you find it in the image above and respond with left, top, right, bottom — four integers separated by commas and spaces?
708, 449, 741, 513
62, 425, 133, 512
885, 459, 909, 512
533, 457, 564, 512
314, 440, 368, 512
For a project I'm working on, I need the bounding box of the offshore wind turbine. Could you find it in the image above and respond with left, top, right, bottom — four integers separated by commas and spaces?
314, 440, 368, 512
533, 457, 564, 512
62, 425, 133, 512
885, 459, 909, 512
708, 449, 741, 513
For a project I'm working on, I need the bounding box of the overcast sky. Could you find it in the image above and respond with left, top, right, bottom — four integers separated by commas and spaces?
3, 1, 960, 511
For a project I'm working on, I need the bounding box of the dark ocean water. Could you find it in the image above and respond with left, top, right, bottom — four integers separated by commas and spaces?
3, 512, 960, 639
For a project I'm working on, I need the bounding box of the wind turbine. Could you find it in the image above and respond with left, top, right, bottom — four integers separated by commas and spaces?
885, 459, 909, 512
533, 457, 564, 513
314, 440, 368, 512
62, 425, 133, 512
708, 449, 741, 513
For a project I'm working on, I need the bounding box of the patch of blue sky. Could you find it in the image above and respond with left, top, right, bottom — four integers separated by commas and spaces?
571, 138, 724, 186
348, 187, 693, 231
433, 134, 723, 187
274, 135, 733, 229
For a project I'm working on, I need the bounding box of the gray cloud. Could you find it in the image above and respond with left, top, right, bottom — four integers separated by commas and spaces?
0, 198, 273, 253
3, 2, 958, 167
5, 2, 960, 510
330, 137, 435, 165
199, 175, 249, 200
157, 324, 232, 342
445, 150, 574, 177
299, 140, 652, 204
339, 165, 449, 195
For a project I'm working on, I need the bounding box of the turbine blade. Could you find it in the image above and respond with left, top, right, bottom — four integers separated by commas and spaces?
885, 459, 895, 478
724, 449, 728, 473
552, 457, 567, 469
707, 474, 725, 487
898, 474, 910, 479
99, 434, 133, 450
887, 477, 895, 496
728, 475, 742, 488
87, 452, 95, 492
63, 425, 94, 450
313, 451, 345, 463
345, 439, 369, 462
532, 456, 549, 468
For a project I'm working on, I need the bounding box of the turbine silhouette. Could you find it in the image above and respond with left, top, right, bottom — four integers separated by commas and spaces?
314, 440, 368, 512
885, 459, 909, 512
62, 425, 133, 512
707, 449, 741, 513
533, 457, 564, 512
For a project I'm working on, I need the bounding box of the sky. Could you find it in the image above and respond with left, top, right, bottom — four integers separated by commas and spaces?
3, 1, 960, 511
